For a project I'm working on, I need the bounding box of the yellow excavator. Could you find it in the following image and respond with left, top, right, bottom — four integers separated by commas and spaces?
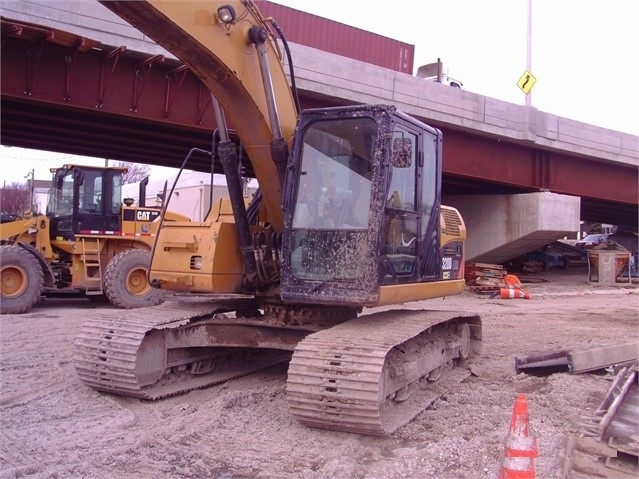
74, 0, 482, 435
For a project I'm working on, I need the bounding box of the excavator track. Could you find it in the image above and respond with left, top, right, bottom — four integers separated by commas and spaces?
74, 300, 292, 400
287, 310, 482, 435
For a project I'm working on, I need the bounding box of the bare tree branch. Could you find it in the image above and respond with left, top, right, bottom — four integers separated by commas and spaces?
1, 182, 31, 216
112, 161, 151, 184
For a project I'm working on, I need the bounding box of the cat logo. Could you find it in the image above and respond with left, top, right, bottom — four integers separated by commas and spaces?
136, 210, 152, 221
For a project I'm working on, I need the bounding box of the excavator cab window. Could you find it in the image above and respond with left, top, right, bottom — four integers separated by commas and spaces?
283, 112, 380, 306
382, 128, 419, 280
292, 132, 372, 231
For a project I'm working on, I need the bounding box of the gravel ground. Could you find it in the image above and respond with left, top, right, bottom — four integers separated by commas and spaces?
0, 267, 637, 479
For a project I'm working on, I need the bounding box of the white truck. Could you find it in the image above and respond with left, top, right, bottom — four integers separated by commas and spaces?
416, 59, 463, 89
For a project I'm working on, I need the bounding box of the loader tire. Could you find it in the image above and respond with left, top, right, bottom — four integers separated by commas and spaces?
0, 245, 44, 314
103, 249, 163, 309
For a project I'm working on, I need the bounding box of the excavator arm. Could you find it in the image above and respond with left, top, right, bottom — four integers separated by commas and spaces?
100, 0, 298, 231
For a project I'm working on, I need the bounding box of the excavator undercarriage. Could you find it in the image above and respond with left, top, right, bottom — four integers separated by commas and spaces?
74, 299, 481, 434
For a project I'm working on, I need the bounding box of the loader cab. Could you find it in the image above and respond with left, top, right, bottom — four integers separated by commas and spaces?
281, 104, 449, 307
47, 165, 126, 240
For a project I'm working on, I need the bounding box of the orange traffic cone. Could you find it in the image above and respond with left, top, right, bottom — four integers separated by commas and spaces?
498, 394, 538, 479
504, 274, 522, 288
499, 287, 531, 300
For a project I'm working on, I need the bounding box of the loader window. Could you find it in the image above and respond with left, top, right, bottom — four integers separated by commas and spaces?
79, 170, 103, 214
48, 171, 74, 216
111, 173, 123, 214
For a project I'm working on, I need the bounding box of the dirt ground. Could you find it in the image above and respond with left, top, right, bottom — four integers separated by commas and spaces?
1, 267, 637, 479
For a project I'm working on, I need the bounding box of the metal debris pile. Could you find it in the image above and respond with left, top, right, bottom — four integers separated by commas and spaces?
558, 361, 638, 478
516, 343, 639, 478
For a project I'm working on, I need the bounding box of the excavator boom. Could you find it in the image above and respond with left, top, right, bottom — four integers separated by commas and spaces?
101, 0, 298, 230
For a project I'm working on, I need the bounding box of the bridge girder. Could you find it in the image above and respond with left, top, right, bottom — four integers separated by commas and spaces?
1, 18, 637, 227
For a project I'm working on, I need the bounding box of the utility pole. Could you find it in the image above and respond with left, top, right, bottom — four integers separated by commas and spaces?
25, 169, 35, 212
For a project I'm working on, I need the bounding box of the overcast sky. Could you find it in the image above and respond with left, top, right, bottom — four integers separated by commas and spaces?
271, 0, 639, 135
1, 0, 637, 185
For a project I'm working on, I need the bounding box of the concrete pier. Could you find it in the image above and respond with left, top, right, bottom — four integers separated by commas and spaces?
445, 192, 581, 264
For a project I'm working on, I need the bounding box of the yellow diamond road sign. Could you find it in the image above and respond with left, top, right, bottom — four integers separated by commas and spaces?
517, 70, 537, 94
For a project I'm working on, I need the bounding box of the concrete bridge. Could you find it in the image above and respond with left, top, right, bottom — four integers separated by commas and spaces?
1, 0, 638, 262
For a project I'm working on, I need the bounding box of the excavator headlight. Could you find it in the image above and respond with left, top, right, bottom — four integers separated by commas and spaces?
217, 5, 236, 24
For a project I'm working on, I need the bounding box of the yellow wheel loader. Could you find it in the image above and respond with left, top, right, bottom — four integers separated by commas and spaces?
1, 164, 189, 313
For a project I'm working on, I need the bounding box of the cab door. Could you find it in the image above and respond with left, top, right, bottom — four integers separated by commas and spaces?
74, 169, 106, 234
74, 168, 123, 234
380, 122, 441, 284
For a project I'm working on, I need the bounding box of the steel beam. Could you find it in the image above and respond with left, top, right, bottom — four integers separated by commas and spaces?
1, 18, 637, 227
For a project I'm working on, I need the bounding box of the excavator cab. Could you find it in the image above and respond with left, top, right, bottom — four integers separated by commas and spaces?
47, 165, 126, 240
281, 104, 455, 307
